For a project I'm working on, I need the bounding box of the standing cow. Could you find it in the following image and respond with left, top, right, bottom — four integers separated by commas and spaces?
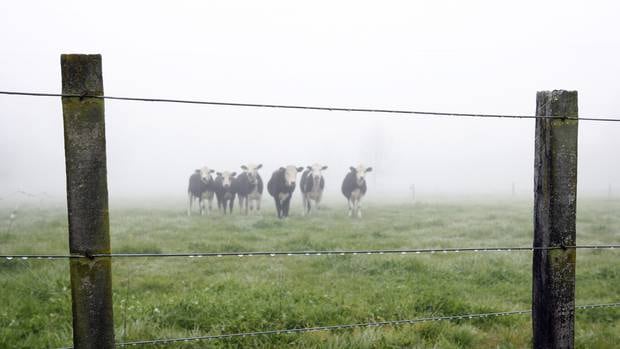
235, 164, 264, 215
267, 166, 304, 218
215, 171, 237, 214
341, 165, 372, 218
300, 164, 328, 216
187, 167, 216, 216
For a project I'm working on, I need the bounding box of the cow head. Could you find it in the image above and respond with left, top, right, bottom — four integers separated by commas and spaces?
350, 165, 372, 186
216, 171, 237, 188
199, 167, 215, 184
241, 164, 262, 185
282, 165, 304, 187
307, 163, 328, 182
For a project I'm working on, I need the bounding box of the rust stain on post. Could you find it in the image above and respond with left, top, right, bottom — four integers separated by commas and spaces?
62, 54, 115, 349
532, 90, 578, 349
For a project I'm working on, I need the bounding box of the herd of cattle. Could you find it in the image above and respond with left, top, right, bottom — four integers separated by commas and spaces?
188, 164, 373, 218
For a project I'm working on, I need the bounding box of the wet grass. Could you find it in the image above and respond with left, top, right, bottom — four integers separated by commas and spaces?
0, 198, 618, 348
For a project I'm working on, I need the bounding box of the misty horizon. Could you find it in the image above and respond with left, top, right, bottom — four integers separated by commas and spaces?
2, 1, 620, 204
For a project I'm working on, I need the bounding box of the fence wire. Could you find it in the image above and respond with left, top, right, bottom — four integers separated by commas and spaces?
53, 302, 620, 348
2, 90, 620, 122
2, 244, 618, 261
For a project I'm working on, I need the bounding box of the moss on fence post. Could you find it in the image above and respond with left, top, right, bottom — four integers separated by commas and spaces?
532, 90, 578, 349
61, 54, 115, 349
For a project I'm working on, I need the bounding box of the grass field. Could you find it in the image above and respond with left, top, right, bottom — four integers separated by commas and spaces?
1, 197, 619, 348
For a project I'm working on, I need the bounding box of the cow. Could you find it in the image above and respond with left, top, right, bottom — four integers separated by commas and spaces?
300, 163, 328, 216
267, 166, 304, 218
187, 167, 216, 216
341, 165, 373, 218
235, 164, 264, 215
214, 171, 237, 214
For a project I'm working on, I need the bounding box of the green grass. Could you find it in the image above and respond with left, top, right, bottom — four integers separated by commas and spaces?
0, 198, 618, 348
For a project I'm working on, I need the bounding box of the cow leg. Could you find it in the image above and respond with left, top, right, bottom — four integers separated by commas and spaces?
306, 197, 312, 215
207, 195, 213, 215
188, 193, 193, 216
357, 199, 363, 218
230, 197, 235, 215
256, 198, 261, 212
301, 196, 307, 216
347, 198, 353, 217
283, 196, 291, 218
199, 197, 205, 216
274, 198, 282, 218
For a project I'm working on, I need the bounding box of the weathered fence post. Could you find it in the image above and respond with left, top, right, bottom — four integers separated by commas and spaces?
532, 90, 578, 349
61, 54, 115, 348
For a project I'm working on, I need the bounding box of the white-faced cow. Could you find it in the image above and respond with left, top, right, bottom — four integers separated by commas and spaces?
300, 164, 328, 216
235, 164, 264, 215
215, 171, 237, 215
187, 167, 216, 216
341, 165, 373, 218
267, 166, 304, 218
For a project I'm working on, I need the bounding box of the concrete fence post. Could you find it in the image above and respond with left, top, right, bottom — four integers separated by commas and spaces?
532, 90, 578, 349
61, 54, 115, 349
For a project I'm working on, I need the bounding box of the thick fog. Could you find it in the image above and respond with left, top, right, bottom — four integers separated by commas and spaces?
1, 1, 620, 205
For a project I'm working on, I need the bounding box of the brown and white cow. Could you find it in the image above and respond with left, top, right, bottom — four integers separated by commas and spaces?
187, 167, 216, 216
267, 165, 304, 218
235, 164, 264, 215
341, 165, 372, 218
300, 163, 327, 216
215, 171, 237, 214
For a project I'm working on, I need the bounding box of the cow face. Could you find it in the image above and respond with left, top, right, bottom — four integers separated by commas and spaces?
199, 167, 215, 183
307, 163, 328, 181
216, 171, 237, 188
283, 165, 304, 186
241, 164, 262, 184
350, 165, 373, 185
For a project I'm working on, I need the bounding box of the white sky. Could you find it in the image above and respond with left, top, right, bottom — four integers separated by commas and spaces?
1, 0, 619, 202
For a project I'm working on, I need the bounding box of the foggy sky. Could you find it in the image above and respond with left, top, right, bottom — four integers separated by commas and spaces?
1, 1, 620, 204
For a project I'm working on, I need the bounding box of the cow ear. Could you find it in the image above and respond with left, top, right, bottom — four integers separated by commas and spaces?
279, 167, 285, 171
366, 167, 373, 172
195, 169, 201, 173
350, 166, 356, 172
209, 169, 214, 173
231, 172, 237, 177
257, 164, 263, 169
322, 166, 328, 170
216, 172, 222, 176
306, 166, 312, 170
241, 165, 248, 170
297, 167, 304, 172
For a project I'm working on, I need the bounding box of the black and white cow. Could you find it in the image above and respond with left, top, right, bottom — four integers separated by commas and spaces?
300, 163, 328, 216
341, 165, 372, 218
267, 166, 304, 218
187, 167, 216, 216
214, 171, 237, 215
235, 164, 263, 215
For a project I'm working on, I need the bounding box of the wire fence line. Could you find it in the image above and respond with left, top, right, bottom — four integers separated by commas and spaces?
3, 244, 618, 260
53, 302, 620, 348
2, 90, 620, 122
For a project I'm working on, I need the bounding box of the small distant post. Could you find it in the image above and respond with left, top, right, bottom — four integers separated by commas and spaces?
61, 54, 115, 348
532, 90, 578, 349
410, 184, 416, 203
511, 182, 516, 197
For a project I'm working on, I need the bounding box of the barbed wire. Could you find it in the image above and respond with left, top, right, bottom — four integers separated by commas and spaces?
3, 244, 618, 260
54, 302, 620, 348
2, 90, 620, 122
